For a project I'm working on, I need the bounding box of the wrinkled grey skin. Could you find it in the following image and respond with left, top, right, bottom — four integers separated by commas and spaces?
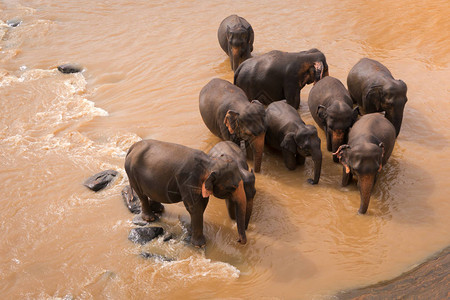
199, 78, 266, 173
208, 141, 256, 229
265, 101, 322, 184
125, 139, 248, 247
234, 48, 329, 109
347, 58, 407, 137
308, 76, 359, 162
334, 113, 396, 214
218, 15, 254, 71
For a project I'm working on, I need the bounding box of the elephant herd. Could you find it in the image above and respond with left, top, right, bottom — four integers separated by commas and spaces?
125, 15, 408, 247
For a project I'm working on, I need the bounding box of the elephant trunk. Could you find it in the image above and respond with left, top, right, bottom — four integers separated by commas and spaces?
385, 108, 403, 137
232, 180, 247, 244
251, 133, 265, 173
357, 173, 376, 214
331, 129, 346, 162
230, 46, 241, 72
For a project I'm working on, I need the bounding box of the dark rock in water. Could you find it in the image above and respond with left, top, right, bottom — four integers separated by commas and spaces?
163, 233, 173, 242
140, 252, 173, 262
83, 169, 118, 192
7, 18, 22, 27
57, 63, 83, 74
122, 185, 141, 214
132, 214, 148, 226
128, 227, 164, 245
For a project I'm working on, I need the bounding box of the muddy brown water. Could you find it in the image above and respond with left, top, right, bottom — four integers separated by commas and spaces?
1, 1, 449, 299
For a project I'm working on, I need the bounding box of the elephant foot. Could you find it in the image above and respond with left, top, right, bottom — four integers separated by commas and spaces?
190, 235, 206, 248
141, 211, 159, 223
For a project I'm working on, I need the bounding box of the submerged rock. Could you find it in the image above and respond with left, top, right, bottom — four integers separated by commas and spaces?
7, 18, 22, 27
132, 214, 148, 226
83, 169, 118, 192
128, 227, 164, 245
121, 185, 141, 214
140, 252, 173, 262
57, 63, 83, 74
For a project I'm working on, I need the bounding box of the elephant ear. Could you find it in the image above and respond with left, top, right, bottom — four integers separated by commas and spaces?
202, 172, 216, 198
224, 110, 239, 134
280, 132, 297, 154
313, 61, 324, 83
352, 106, 361, 125
378, 142, 385, 172
226, 25, 232, 39
333, 144, 351, 173
316, 105, 327, 127
365, 86, 383, 110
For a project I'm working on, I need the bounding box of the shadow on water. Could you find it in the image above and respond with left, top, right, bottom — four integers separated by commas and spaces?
400, 106, 448, 150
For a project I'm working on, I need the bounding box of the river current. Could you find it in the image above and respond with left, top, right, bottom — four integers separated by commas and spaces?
0, 0, 449, 299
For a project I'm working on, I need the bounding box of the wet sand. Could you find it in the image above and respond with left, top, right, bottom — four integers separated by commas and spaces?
338, 246, 449, 299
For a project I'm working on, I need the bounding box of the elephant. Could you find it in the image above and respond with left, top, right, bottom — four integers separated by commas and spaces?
124, 139, 248, 247
218, 14, 254, 72
234, 48, 329, 109
265, 100, 322, 184
208, 141, 256, 228
308, 76, 359, 162
334, 113, 396, 214
347, 58, 407, 137
199, 78, 266, 173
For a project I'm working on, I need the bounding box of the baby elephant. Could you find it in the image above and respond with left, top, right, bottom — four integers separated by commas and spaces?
199, 78, 266, 173
208, 141, 256, 229
347, 58, 407, 137
265, 100, 322, 184
218, 15, 254, 71
125, 139, 248, 247
334, 113, 396, 214
308, 76, 359, 162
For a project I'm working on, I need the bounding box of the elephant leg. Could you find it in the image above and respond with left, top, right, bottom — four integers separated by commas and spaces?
341, 167, 353, 186
326, 130, 332, 152
185, 198, 208, 247
134, 190, 158, 222
226, 199, 236, 220
282, 149, 297, 170
149, 200, 164, 215
284, 84, 301, 109
296, 154, 306, 165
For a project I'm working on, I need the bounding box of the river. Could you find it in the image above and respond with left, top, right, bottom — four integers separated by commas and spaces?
0, 0, 449, 299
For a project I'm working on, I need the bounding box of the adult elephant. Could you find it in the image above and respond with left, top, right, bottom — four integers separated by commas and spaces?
234, 48, 328, 109
125, 139, 248, 247
218, 14, 254, 71
308, 76, 359, 162
208, 141, 256, 228
265, 100, 322, 184
347, 58, 407, 137
334, 113, 396, 214
199, 78, 266, 173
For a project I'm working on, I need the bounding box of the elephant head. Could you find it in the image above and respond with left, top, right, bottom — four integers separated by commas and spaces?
226, 24, 254, 71
365, 80, 407, 137
299, 49, 329, 87
280, 125, 322, 184
225, 168, 255, 230
224, 100, 266, 173
317, 103, 359, 162
202, 155, 248, 244
335, 142, 385, 214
